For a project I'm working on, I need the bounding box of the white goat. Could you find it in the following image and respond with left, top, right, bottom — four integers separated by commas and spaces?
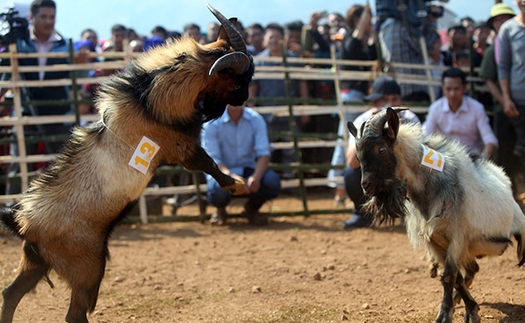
347, 107, 525, 323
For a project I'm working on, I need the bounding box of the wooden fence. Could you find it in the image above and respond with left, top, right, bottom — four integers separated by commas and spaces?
0, 40, 487, 224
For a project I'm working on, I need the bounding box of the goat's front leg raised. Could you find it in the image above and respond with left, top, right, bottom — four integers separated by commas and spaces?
181, 145, 247, 195
435, 260, 458, 323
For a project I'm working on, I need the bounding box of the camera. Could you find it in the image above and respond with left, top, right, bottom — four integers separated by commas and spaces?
426, 1, 446, 19
0, 7, 29, 48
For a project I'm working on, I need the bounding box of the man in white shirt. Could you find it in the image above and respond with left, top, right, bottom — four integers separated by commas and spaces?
422, 67, 498, 159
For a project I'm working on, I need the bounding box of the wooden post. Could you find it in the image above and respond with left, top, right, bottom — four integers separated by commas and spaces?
68, 38, 80, 125
330, 45, 347, 143
280, 43, 309, 216
419, 36, 436, 103
8, 44, 29, 193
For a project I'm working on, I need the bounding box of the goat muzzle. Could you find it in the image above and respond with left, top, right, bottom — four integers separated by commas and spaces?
361, 175, 379, 197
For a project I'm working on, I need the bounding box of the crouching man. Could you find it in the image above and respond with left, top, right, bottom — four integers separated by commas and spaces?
202, 103, 282, 225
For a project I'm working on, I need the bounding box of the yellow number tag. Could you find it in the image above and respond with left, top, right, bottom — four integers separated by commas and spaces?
128, 136, 160, 175
420, 144, 445, 172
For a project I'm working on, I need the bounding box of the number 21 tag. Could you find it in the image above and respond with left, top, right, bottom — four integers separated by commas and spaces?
420, 144, 445, 172
128, 136, 160, 175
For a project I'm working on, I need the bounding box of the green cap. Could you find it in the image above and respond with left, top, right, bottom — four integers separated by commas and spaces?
487, 3, 516, 30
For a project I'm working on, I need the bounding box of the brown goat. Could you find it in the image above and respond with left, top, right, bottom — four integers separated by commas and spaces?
0, 4, 253, 323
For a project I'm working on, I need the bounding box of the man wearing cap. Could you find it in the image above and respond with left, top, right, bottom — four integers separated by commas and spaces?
341, 76, 420, 229
479, 3, 518, 191
480, 3, 515, 105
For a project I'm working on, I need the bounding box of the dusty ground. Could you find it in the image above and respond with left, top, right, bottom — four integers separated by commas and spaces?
1, 187, 525, 323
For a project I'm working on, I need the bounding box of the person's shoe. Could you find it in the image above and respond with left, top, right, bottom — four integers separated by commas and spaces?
244, 207, 268, 226
342, 215, 372, 229
210, 207, 228, 226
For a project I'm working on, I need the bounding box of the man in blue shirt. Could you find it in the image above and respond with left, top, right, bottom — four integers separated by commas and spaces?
202, 104, 282, 226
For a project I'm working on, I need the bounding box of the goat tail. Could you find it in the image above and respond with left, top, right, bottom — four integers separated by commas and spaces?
511, 203, 525, 266
0, 206, 23, 238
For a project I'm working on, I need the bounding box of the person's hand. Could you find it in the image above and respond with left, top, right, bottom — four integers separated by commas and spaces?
503, 97, 519, 118
74, 50, 90, 64
309, 11, 326, 28
288, 42, 303, 56
246, 176, 260, 194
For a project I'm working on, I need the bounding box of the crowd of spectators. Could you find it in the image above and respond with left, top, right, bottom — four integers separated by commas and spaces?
2, 0, 525, 226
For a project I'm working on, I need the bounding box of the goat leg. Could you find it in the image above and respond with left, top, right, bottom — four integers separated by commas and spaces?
65, 301, 89, 323
181, 145, 247, 195
1, 243, 50, 323
453, 259, 479, 305
453, 273, 480, 323
64, 271, 104, 323
429, 258, 439, 278
435, 261, 457, 323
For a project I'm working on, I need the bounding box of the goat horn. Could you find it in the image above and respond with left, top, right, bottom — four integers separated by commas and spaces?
391, 107, 407, 113
366, 109, 389, 134
365, 107, 408, 134
207, 3, 248, 54
209, 52, 251, 76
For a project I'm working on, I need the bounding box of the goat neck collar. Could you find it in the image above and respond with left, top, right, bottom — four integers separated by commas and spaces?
100, 118, 135, 151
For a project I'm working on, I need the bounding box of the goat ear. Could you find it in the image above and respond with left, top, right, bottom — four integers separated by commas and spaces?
347, 121, 358, 138
385, 108, 400, 140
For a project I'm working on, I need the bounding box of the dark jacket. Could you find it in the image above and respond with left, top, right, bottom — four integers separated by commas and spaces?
376, 0, 427, 27
339, 33, 377, 94
2, 32, 72, 116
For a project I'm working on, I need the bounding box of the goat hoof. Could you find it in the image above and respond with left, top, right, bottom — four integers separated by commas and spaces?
464, 311, 480, 323
435, 311, 453, 323
429, 262, 439, 278
223, 179, 247, 196
464, 305, 480, 323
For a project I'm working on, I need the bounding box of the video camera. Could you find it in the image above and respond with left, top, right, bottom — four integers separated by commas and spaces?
0, 7, 29, 48
426, 1, 448, 19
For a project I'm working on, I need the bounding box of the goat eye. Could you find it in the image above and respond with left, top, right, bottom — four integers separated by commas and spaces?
379, 147, 387, 154
233, 84, 241, 90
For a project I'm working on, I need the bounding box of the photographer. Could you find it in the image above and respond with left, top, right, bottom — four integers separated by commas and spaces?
1, 0, 89, 196
376, 0, 445, 101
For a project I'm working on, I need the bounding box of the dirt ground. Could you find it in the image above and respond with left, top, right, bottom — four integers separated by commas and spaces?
1, 187, 525, 323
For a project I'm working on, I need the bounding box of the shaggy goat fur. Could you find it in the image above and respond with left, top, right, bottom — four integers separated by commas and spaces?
0, 5, 253, 323
348, 107, 525, 323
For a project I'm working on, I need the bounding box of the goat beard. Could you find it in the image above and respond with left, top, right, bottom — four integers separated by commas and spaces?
362, 177, 408, 226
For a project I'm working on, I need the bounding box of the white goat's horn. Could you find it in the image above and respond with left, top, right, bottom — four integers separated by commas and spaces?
207, 3, 247, 54
209, 52, 251, 76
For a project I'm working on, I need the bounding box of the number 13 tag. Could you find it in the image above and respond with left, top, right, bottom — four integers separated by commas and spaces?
420, 144, 445, 172
128, 136, 160, 175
